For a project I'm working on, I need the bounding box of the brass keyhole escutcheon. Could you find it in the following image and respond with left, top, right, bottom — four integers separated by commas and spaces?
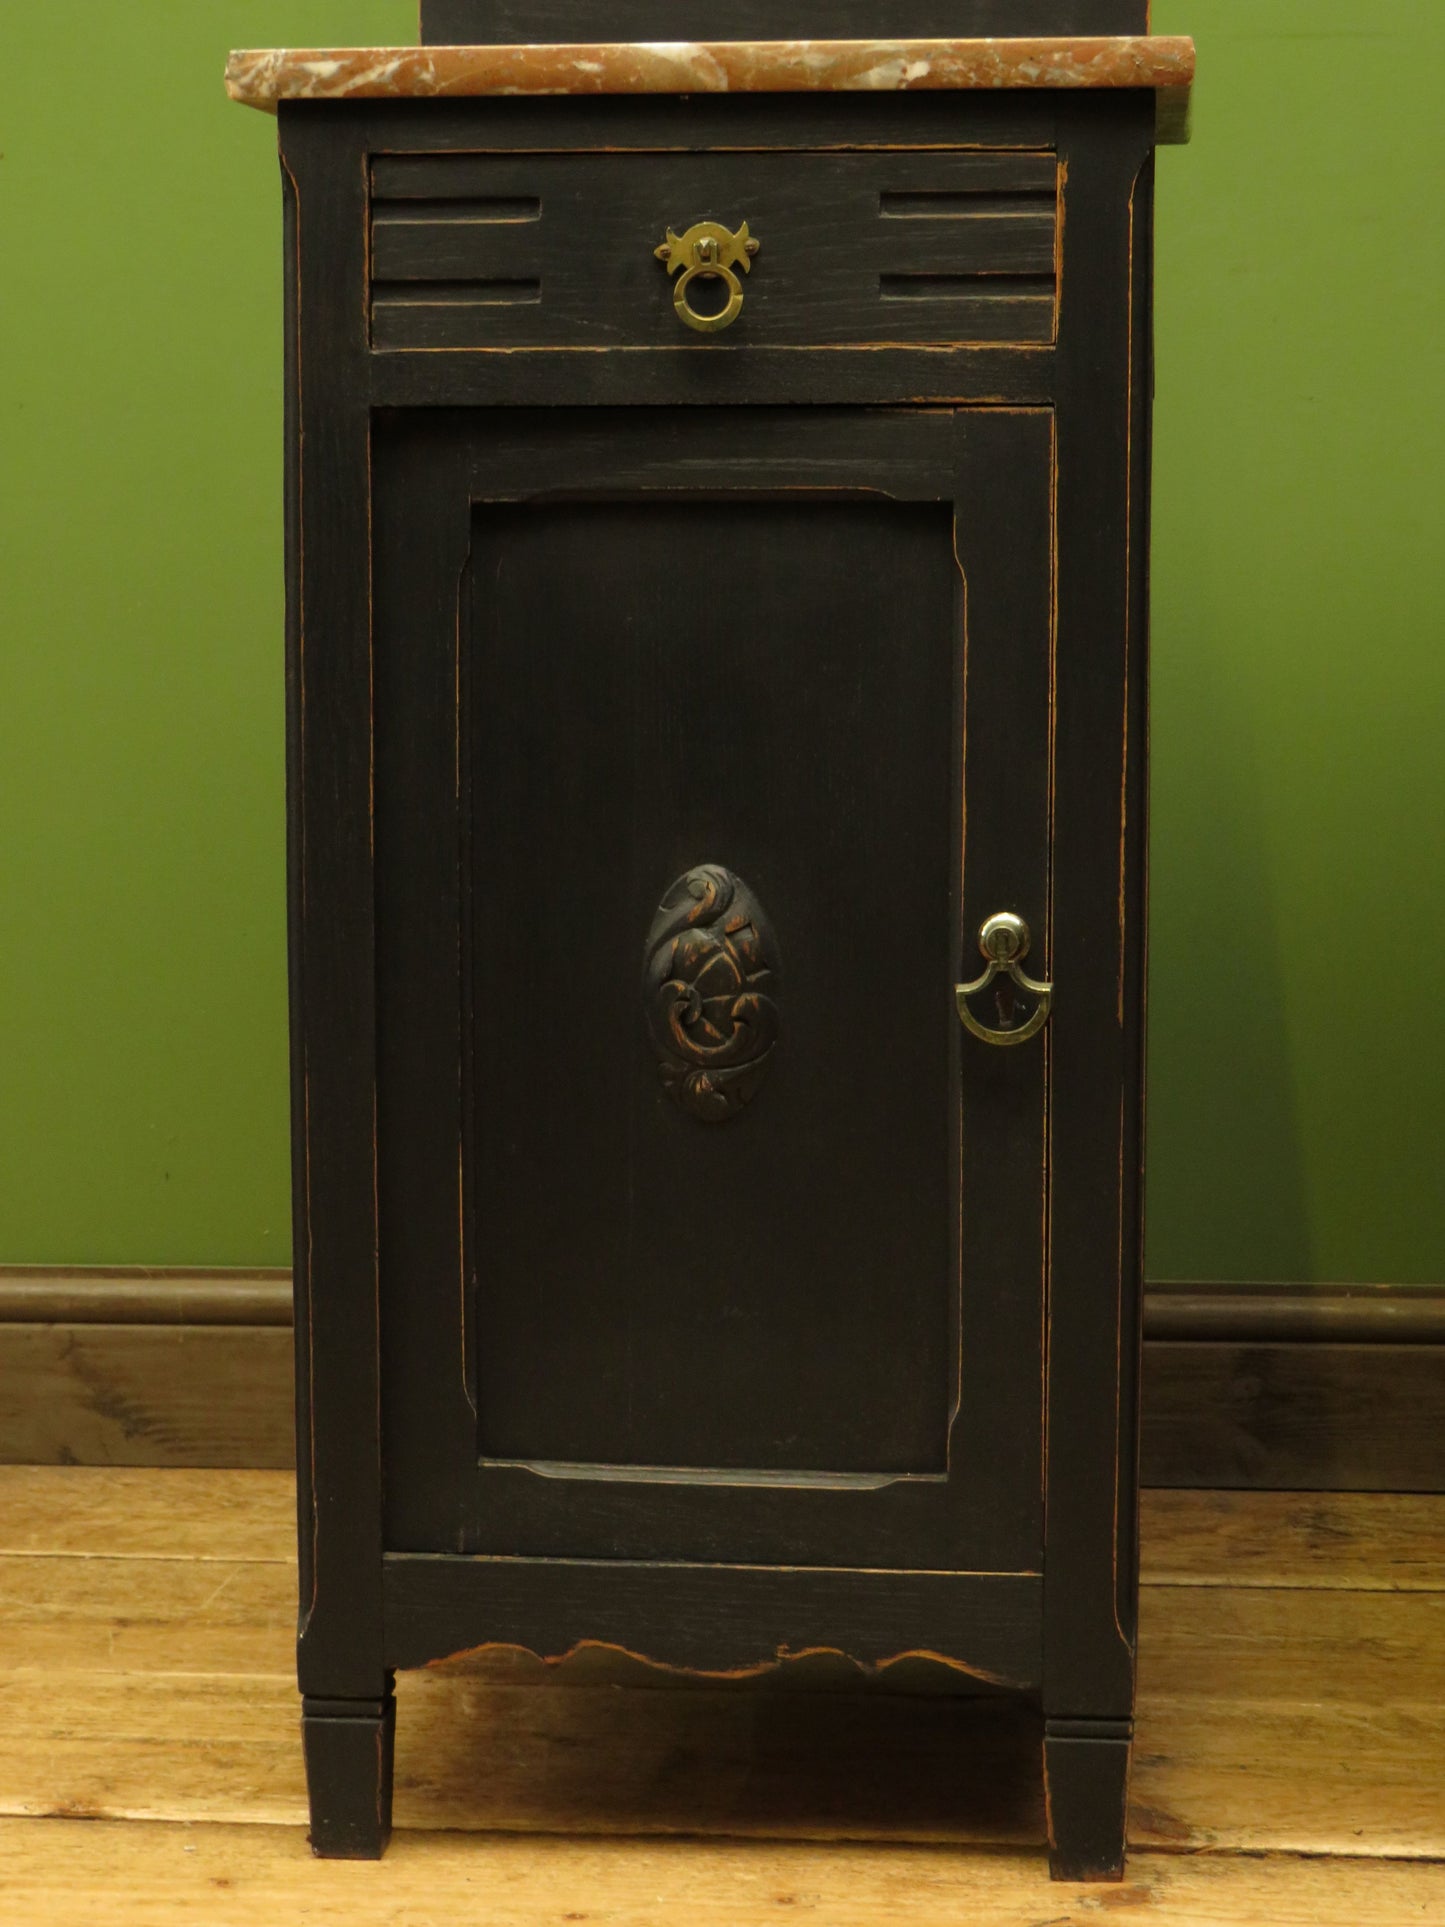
654, 221, 760, 333
955, 912, 1053, 1046
644, 864, 779, 1121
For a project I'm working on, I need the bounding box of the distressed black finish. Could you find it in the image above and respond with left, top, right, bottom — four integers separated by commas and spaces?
1044, 1718, 1133, 1880
422, 2, 1150, 41
300, 1687, 396, 1858
276, 62, 1159, 1884
375, 404, 1047, 1540
382, 1559, 1044, 1685
369, 149, 1060, 350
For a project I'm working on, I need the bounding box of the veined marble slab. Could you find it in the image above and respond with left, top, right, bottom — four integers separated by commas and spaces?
225, 36, 1195, 143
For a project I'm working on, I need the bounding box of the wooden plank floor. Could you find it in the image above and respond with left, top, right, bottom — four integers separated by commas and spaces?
0, 1471, 1440, 1923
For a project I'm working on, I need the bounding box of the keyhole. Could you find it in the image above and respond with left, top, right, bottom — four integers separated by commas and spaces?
994, 979, 1017, 1029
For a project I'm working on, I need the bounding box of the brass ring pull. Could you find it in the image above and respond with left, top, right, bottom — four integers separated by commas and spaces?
655, 221, 759, 334
955, 912, 1053, 1047
672, 260, 744, 332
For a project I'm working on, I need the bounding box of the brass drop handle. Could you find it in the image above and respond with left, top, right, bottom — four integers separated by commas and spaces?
955, 912, 1053, 1047
655, 221, 759, 333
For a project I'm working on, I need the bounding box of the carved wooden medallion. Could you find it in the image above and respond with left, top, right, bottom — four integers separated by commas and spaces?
643, 864, 779, 1122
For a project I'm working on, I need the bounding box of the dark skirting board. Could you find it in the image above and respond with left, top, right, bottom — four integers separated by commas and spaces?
3, 1278, 1441, 1490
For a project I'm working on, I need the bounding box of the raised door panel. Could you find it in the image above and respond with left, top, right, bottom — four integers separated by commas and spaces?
374, 406, 1052, 1576
469, 492, 959, 1477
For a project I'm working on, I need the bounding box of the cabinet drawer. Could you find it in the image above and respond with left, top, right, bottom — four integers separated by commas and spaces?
369, 148, 1058, 351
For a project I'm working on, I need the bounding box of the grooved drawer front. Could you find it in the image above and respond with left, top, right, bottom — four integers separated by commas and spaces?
369, 150, 1058, 350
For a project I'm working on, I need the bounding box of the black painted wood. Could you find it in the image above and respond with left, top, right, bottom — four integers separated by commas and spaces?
383, 1558, 1043, 1686
470, 496, 958, 1473
274, 79, 1160, 1879
278, 107, 387, 1710
369, 149, 1059, 350
372, 405, 1049, 1572
1040, 96, 1153, 1736
368, 340, 1052, 408
1043, 1718, 1131, 1879
363, 88, 1058, 153
300, 1687, 396, 1859
421, 1, 1150, 44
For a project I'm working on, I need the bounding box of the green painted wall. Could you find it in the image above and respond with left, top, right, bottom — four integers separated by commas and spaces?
1, 2, 1440, 1279
0, 1, 413, 1268
1147, 0, 1444, 1281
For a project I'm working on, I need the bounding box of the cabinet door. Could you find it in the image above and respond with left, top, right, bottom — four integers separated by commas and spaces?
374, 406, 1052, 1576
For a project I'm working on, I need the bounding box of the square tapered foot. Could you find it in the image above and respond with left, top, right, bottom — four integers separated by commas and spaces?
302, 1687, 396, 1858
1044, 1717, 1131, 1881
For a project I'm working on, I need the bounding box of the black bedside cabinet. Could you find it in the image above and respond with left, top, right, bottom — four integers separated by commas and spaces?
231, 11, 1192, 1882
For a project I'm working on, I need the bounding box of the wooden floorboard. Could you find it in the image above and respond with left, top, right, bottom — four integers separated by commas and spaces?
5, 1553, 1441, 1705
1140, 1488, 1445, 1590
0, 1820, 1440, 1927
0, 1471, 1440, 1908
5, 1471, 1440, 1582
0, 1465, 295, 1561
3, 1652, 1441, 1856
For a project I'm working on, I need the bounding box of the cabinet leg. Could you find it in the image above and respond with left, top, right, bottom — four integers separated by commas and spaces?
1043, 1717, 1130, 1881
302, 1681, 396, 1859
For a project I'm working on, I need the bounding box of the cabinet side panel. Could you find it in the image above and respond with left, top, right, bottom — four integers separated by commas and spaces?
279, 105, 388, 1700
1115, 145, 1154, 1648
1042, 97, 1154, 1722
282, 142, 313, 1628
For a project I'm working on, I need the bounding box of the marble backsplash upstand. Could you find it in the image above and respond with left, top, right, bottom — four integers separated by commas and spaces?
225, 37, 1194, 141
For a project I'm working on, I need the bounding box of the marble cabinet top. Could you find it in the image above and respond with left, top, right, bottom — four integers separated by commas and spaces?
225, 36, 1194, 142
